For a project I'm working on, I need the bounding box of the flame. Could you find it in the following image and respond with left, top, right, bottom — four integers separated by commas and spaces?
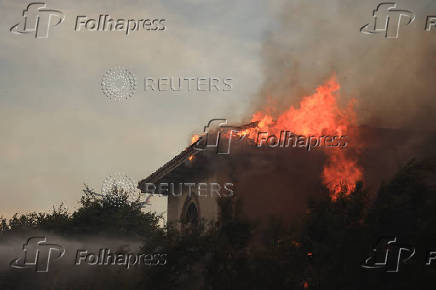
188, 76, 363, 200
188, 155, 193, 161
245, 76, 363, 200
191, 134, 199, 144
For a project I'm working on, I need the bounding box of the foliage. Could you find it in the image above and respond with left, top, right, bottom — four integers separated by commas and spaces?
1, 159, 436, 289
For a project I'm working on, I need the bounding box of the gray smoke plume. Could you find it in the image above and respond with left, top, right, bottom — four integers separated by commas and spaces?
250, 0, 436, 130
219, 0, 436, 223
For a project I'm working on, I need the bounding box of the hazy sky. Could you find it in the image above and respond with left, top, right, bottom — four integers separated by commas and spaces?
0, 0, 273, 218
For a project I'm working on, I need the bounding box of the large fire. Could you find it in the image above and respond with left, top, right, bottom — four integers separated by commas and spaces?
191, 76, 363, 200
246, 76, 362, 200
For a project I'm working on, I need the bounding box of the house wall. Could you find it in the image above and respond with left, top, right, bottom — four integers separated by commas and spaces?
167, 182, 220, 229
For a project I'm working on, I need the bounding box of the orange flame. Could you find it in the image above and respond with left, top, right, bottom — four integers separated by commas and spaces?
191, 134, 199, 144
245, 76, 363, 200
188, 76, 363, 200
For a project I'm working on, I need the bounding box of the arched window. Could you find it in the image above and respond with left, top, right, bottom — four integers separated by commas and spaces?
184, 202, 199, 225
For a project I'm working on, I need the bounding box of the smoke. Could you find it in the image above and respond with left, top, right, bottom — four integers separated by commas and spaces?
213, 0, 436, 223
158, 0, 436, 227
250, 0, 436, 130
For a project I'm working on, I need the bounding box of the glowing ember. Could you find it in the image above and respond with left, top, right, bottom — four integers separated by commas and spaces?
188, 155, 193, 161
244, 76, 363, 200
191, 134, 199, 144
291, 241, 301, 247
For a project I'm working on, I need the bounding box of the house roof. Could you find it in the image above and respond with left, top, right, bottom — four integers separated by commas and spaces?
137, 121, 259, 193
137, 139, 202, 192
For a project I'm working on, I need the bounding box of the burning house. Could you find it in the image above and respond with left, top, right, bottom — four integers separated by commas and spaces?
138, 76, 435, 229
